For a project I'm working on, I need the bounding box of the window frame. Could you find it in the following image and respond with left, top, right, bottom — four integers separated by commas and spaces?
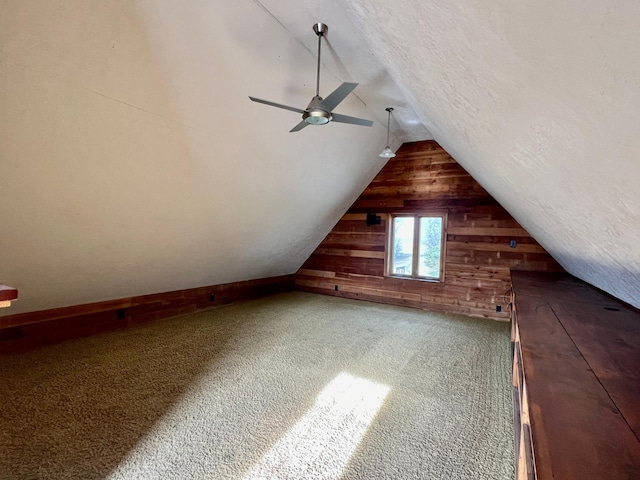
386, 212, 447, 282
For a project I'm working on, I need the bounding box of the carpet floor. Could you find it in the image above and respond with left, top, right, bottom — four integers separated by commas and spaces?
0, 292, 514, 479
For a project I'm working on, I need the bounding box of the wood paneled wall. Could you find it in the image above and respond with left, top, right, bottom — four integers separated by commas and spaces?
0, 275, 294, 352
295, 140, 563, 320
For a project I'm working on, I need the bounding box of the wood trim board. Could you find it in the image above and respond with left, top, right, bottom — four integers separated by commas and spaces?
0, 275, 294, 353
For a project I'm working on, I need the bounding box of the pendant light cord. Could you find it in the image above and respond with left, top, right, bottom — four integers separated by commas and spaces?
386, 108, 391, 146
380, 108, 396, 158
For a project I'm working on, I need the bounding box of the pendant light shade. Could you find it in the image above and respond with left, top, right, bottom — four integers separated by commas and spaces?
379, 107, 396, 158
379, 146, 395, 158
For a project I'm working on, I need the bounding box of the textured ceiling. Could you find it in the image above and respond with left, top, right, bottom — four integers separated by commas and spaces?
340, 0, 640, 307
1, 0, 638, 314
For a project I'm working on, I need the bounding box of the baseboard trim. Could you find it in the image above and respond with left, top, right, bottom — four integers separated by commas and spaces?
295, 283, 507, 321
0, 275, 294, 352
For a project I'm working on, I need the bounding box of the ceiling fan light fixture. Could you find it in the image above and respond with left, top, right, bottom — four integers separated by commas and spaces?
379, 146, 396, 158
379, 107, 396, 158
303, 109, 332, 125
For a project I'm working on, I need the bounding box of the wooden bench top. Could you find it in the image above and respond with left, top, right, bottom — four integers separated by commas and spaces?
511, 271, 640, 480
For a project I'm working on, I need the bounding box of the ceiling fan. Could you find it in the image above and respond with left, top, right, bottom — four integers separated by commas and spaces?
249, 23, 373, 133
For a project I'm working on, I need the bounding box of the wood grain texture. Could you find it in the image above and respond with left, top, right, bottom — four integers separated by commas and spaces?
511, 271, 640, 480
0, 275, 294, 352
0, 285, 18, 302
295, 140, 563, 319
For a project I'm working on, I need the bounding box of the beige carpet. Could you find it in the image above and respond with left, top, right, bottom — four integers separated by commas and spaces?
0, 292, 514, 479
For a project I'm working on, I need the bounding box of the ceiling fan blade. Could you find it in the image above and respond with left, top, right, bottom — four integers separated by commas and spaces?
331, 113, 373, 127
289, 121, 309, 132
318, 82, 358, 112
248, 96, 305, 114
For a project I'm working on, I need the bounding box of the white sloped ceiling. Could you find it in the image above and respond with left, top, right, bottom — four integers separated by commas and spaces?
0, 0, 426, 315
342, 0, 640, 308
1, 0, 638, 314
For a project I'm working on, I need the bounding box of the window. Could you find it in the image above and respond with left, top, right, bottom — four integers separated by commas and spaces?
388, 214, 445, 281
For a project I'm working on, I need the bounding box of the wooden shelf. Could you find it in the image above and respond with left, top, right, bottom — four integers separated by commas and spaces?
510, 271, 640, 480
0, 284, 18, 308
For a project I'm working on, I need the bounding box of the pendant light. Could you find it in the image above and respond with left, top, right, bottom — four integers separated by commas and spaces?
379, 107, 396, 158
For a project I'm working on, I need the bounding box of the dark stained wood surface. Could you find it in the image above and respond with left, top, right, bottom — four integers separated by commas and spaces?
511, 271, 640, 480
296, 140, 563, 319
0, 285, 18, 302
0, 275, 294, 352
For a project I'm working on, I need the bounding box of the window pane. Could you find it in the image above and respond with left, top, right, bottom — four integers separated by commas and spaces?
418, 217, 442, 278
391, 217, 414, 276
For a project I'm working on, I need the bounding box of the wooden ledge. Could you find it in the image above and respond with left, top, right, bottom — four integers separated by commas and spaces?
0, 285, 18, 308
510, 271, 640, 480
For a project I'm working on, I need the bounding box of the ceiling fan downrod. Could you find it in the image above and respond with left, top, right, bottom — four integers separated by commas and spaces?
312, 22, 328, 98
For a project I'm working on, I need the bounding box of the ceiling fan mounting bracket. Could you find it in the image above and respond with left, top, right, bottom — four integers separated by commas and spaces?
313, 22, 328, 36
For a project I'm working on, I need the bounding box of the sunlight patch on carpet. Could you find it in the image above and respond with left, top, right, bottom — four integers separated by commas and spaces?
242, 372, 389, 480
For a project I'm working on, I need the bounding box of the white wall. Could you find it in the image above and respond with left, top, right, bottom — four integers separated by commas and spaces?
0, 0, 395, 315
